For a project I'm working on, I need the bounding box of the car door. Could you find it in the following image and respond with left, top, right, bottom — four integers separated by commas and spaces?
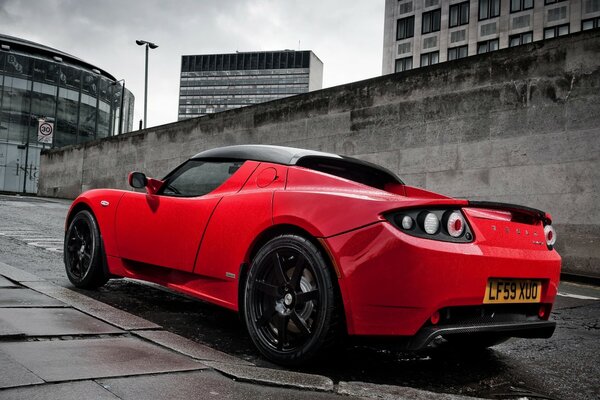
114, 159, 246, 272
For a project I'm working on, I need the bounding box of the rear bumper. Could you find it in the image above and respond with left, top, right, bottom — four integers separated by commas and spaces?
325, 221, 562, 337
407, 320, 556, 350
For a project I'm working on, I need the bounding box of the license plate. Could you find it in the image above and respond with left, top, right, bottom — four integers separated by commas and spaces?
483, 279, 542, 304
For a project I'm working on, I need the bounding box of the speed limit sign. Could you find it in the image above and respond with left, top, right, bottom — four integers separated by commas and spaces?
38, 119, 54, 144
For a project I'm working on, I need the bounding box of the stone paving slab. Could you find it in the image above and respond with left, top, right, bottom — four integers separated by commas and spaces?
23, 281, 160, 330
132, 329, 254, 366
0, 275, 18, 288
203, 361, 334, 392
0, 336, 206, 382
337, 381, 480, 400
0, 317, 25, 337
0, 308, 124, 337
0, 288, 65, 308
0, 262, 46, 282
0, 350, 44, 389
0, 380, 120, 400
98, 370, 345, 400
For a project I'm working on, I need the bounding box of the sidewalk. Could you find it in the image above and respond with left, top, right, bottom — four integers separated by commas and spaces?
0, 261, 477, 400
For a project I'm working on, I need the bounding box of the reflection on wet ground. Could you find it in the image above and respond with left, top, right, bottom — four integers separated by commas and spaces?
78, 279, 591, 400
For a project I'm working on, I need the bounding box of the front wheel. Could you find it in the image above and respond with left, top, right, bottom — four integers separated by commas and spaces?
64, 210, 108, 289
243, 234, 339, 365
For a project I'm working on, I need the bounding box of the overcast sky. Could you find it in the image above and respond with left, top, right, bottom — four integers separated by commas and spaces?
1, 0, 385, 128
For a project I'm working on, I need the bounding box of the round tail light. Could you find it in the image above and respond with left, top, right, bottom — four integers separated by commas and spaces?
430, 311, 440, 325
544, 225, 556, 247
423, 213, 440, 234
447, 211, 465, 238
401, 215, 414, 230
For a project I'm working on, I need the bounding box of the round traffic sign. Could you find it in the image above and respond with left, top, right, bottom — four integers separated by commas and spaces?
39, 122, 53, 136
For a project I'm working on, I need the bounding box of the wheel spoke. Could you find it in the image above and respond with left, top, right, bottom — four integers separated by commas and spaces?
256, 304, 276, 327
276, 314, 289, 350
256, 281, 280, 297
271, 252, 288, 285
296, 289, 319, 305
289, 254, 305, 287
291, 311, 311, 336
73, 225, 83, 240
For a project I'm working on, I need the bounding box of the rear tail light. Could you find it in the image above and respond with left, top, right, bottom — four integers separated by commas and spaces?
538, 305, 549, 320
422, 212, 440, 234
544, 225, 556, 248
430, 311, 440, 325
446, 211, 465, 238
401, 215, 414, 230
387, 209, 473, 243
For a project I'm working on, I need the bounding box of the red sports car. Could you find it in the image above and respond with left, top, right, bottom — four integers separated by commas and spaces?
64, 145, 561, 364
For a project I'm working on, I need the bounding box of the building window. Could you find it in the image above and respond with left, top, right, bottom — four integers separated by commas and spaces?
544, 23, 569, 39
420, 51, 439, 66
397, 16, 415, 40
544, 0, 566, 4
509, 31, 533, 46
584, 0, 600, 13
479, 0, 501, 20
450, 2, 470, 27
582, 17, 600, 30
422, 9, 441, 33
395, 56, 413, 72
448, 45, 468, 60
477, 38, 500, 53
511, 0, 534, 12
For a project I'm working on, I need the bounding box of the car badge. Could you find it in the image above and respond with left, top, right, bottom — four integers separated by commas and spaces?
100, 200, 110, 207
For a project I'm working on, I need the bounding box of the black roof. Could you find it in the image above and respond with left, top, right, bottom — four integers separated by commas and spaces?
192, 145, 402, 185
192, 145, 340, 164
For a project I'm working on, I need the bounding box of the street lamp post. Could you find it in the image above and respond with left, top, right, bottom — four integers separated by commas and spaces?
135, 39, 158, 130
111, 79, 126, 135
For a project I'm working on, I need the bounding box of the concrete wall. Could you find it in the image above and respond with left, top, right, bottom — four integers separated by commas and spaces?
39, 31, 600, 277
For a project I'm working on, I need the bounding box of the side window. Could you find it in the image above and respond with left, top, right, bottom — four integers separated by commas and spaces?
161, 160, 243, 197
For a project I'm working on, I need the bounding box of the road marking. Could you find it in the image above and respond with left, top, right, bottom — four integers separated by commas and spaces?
557, 292, 599, 300
0, 229, 63, 254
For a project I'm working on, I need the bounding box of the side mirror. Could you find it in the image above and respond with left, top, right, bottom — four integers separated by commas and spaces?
128, 172, 148, 189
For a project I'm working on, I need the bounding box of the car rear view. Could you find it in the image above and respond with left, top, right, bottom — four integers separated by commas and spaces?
325, 199, 561, 349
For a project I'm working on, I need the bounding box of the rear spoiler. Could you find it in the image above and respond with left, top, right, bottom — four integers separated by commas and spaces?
467, 201, 552, 225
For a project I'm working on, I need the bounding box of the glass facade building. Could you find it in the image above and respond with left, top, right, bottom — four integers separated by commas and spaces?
178, 50, 323, 120
0, 34, 134, 194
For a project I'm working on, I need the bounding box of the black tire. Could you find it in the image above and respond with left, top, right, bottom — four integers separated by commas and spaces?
243, 234, 339, 365
64, 210, 109, 289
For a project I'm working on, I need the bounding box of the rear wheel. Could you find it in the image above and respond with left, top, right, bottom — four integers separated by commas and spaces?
243, 234, 338, 365
64, 210, 108, 289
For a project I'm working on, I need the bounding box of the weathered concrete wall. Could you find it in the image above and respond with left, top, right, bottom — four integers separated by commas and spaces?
39, 31, 600, 277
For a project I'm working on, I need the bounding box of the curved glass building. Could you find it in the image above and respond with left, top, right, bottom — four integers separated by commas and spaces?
0, 34, 134, 193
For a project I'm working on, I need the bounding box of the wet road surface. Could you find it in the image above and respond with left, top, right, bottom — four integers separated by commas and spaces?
0, 194, 598, 400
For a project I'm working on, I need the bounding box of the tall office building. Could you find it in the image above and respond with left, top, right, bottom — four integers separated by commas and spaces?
178, 50, 323, 120
382, 0, 600, 74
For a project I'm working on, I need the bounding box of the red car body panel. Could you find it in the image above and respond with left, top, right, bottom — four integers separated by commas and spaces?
325, 221, 560, 336
65, 145, 561, 343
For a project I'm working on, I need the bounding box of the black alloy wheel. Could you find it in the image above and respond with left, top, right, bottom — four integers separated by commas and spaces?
244, 234, 339, 365
64, 210, 108, 289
